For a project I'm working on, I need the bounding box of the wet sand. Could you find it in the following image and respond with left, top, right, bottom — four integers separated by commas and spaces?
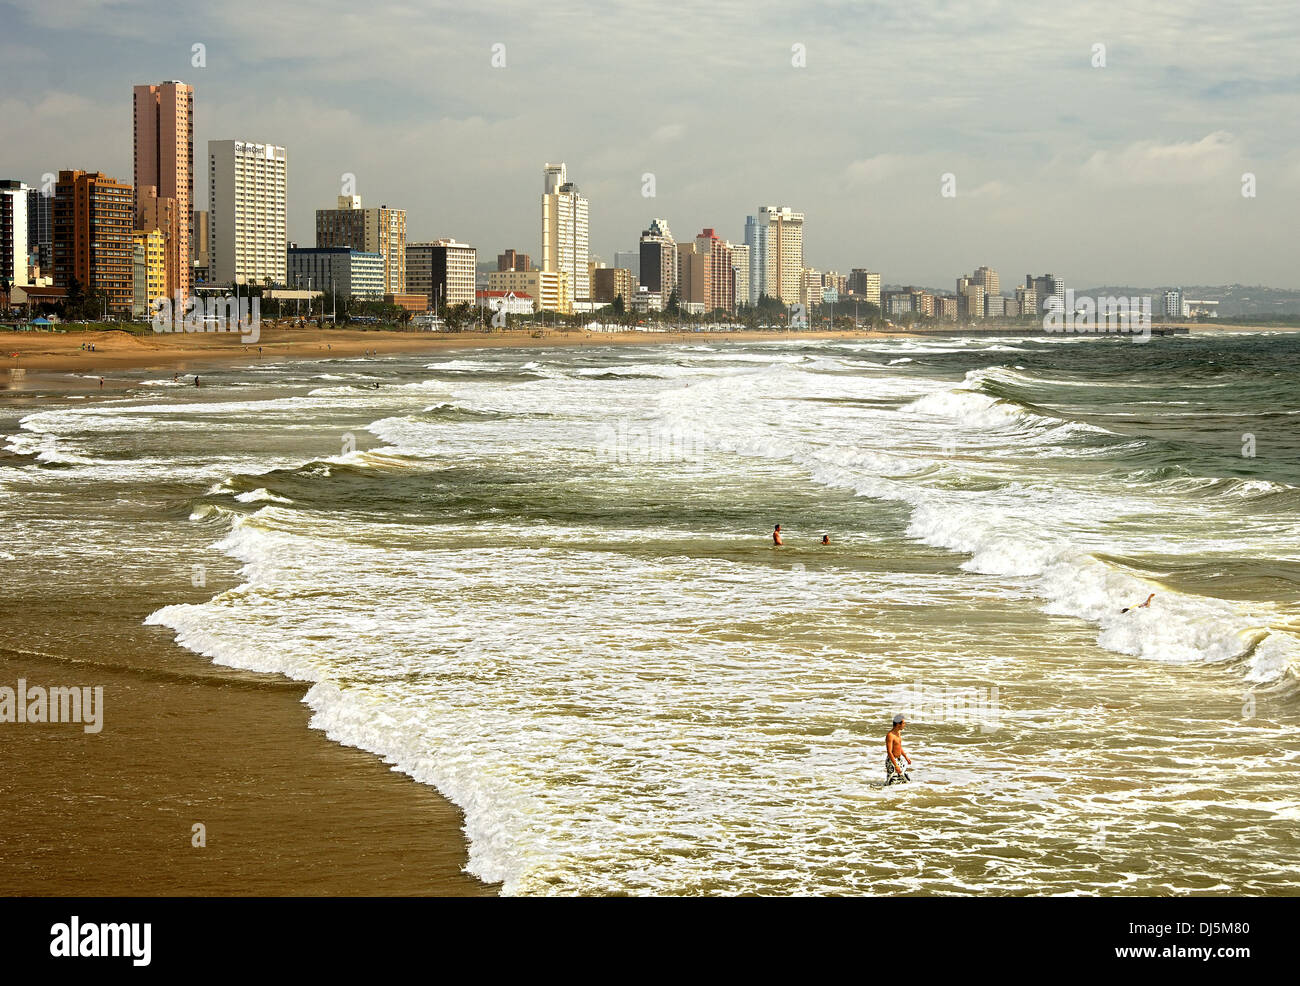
0, 325, 884, 390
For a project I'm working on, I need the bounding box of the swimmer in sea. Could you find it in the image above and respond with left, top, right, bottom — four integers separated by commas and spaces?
821, 534, 830, 545
1121, 593, 1155, 614
773, 524, 783, 546
885, 714, 911, 784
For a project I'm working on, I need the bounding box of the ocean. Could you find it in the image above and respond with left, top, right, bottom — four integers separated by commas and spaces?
4, 331, 1298, 895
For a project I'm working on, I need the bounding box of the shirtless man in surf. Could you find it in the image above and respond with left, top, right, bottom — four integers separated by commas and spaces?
773, 524, 783, 546
1121, 593, 1155, 614
885, 714, 912, 784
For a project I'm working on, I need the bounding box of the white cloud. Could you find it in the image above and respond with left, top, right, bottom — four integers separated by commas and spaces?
1080, 132, 1244, 185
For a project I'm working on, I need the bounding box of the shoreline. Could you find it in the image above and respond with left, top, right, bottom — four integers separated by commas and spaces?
1, 326, 885, 392
3, 321, 1293, 393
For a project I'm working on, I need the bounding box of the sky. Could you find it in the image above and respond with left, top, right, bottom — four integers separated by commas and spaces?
3, 0, 1297, 289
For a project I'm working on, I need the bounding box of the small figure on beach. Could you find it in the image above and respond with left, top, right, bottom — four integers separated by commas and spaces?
194, 375, 201, 388
1121, 593, 1155, 614
886, 714, 912, 785
821, 534, 830, 545
98, 378, 103, 388
772, 524, 783, 546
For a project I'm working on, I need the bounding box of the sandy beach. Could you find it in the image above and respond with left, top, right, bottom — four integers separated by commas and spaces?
0, 325, 887, 393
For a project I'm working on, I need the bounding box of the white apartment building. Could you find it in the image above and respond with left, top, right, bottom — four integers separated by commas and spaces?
208, 139, 288, 286
541, 162, 589, 308
0, 180, 31, 288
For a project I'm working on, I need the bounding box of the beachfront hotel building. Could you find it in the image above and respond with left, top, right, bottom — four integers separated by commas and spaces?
316, 195, 406, 295
638, 218, 676, 308
541, 162, 589, 310
287, 246, 383, 300
745, 206, 804, 306
52, 170, 135, 314
487, 268, 570, 314
407, 239, 477, 309
208, 140, 288, 287
0, 180, 31, 288
133, 81, 193, 300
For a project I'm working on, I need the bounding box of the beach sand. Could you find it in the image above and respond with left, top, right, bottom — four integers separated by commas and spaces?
0, 324, 886, 393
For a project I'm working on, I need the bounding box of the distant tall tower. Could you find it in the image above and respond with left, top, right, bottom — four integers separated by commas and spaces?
541, 162, 589, 308
133, 81, 194, 299
745, 207, 804, 306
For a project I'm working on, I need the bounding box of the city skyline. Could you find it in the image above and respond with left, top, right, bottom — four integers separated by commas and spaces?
2, 0, 1296, 289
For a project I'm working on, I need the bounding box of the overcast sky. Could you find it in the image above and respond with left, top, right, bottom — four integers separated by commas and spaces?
3, 0, 1296, 288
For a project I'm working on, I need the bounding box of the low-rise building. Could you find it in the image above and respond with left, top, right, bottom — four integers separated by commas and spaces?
475, 289, 534, 314
487, 268, 570, 314
287, 246, 384, 300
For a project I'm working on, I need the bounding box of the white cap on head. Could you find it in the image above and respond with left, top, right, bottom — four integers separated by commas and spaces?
892, 713, 905, 725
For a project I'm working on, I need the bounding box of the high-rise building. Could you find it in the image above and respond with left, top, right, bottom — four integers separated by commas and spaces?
0, 180, 31, 288
848, 269, 881, 306
287, 246, 383, 300
208, 140, 288, 287
132, 228, 166, 314
52, 170, 135, 314
541, 162, 589, 308
135, 186, 183, 299
639, 218, 676, 307
745, 206, 804, 306
497, 248, 531, 272
192, 209, 210, 272
972, 265, 999, 298
26, 185, 51, 275
1026, 273, 1064, 313
591, 266, 638, 306
801, 268, 822, 311
694, 229, 735, 313
133, 80, 193, 299
316, 195, 406, 294
407, 239, 477, 309
676, 241, 709, 312
1015, 285, 1037, 317
730, 243, 749, 309
742, 214, 767, 304
613, 250, 640, 280
934, 296, 959, 320
1163, 289, 1183, 318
